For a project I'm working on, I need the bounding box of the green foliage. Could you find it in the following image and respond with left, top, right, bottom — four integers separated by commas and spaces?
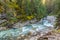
0, 0, 47, 27
52, 0, 60, 29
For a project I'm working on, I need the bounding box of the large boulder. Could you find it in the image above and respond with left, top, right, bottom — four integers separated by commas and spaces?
47, 16, 56, 24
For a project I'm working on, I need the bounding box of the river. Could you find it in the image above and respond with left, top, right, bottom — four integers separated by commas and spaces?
0, 16, 56, 40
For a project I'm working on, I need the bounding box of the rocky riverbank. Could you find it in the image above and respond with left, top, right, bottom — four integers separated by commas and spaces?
0, 16, 56, 40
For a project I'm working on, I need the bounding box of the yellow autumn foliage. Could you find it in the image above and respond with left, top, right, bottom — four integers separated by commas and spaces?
54, 29, 60, 33
27, 15, 34, 20
0, 6, 4, 13
0, 9, 2, 12
7, 2, 19, 8
13, 12, 17, 17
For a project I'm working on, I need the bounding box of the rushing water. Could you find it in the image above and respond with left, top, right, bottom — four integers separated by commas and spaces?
0, 16, 56, 39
